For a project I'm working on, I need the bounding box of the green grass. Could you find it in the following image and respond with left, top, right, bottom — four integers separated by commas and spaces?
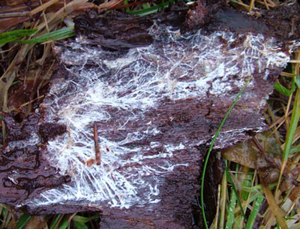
19, 27, 75, 44
244, 194, 264, 229
200, 78, 251, 229
0, 29, 37, 46
126, 0, 177, 16
278, 87, 300, 184
225, 163, 246, 219
15, 213, 31, 229
0, 27, 75, 45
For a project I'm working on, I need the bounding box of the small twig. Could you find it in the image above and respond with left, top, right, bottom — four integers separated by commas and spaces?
93, 122, 101, 165
251, 136, 265, 155
29, 0, 60, 16
0, 12, 30, 18
7, 95, 44, 112
98, 0, 123, 10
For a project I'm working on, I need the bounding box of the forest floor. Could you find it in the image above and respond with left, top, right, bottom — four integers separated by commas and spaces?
0, 0, 300, 228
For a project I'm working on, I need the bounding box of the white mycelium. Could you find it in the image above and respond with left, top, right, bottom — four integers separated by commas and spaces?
24, 25, 293, 210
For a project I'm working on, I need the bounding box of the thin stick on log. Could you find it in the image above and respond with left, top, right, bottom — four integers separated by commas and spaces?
0, 12, 30, 18
93, 122, 101, 165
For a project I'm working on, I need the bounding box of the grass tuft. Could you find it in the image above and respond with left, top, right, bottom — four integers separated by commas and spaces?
200, 78, 251, 229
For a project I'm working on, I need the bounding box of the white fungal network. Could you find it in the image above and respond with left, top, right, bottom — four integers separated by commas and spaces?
23, 24, 292, 210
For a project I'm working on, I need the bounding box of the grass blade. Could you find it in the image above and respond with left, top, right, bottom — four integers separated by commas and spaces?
225, 185, 237, 229
15, 213, 31, 229
58, 219, 69, 229
277, 88, 300, 192
49, 215, 63, 229
282, 88, 300, 161
274, 81, 294, 96
200, 78, 251, 229
19, 27, 75, 44
74, 221, 88, 229
73, 215, 99, 224
295, 75, 300, 88
0, 29, 37, 45
226, 166, 246, 218
129, 0, 176, 16
0, 29, 37, 39
289, 146, 300, 154
244, 195, 264, 229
